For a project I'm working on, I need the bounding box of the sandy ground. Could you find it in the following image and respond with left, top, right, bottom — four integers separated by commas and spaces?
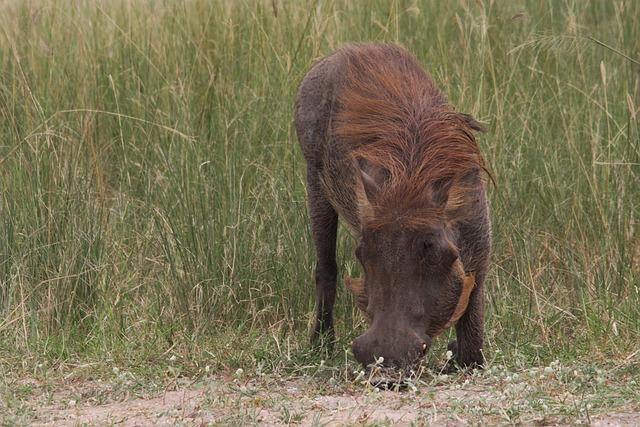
20, 373, 639, 426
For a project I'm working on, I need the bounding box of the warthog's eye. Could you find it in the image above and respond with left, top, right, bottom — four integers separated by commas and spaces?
422, 240, 434, 252
420, 239, 439, 264
422, 238, 459, 268
423, 242, 442, 265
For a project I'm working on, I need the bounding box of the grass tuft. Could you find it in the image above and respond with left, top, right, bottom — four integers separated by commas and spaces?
0, 0, 638, 378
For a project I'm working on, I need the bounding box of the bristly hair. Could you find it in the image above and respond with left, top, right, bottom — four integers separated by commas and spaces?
331, 43, 488, 228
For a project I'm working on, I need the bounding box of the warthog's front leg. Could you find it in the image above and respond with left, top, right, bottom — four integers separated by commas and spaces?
306, 168, 338, 346
449, 271, 486, 368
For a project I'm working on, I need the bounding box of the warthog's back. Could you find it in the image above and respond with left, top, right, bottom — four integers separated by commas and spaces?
294, 48, 361, 231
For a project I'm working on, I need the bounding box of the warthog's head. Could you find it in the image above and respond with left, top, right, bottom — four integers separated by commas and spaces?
348, 158, 476, 369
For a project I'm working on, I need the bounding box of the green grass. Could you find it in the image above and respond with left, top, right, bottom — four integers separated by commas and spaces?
0, 0, 638, 382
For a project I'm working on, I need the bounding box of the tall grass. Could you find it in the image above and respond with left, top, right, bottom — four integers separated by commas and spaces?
0, 0, 638, 367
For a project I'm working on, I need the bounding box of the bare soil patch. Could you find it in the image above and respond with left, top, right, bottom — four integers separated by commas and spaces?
21, 372, 639, 426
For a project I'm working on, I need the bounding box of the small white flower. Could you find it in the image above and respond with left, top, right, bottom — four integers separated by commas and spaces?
205, 365, 210, 373
112, 367, 120, 375
169, 355, 177, 362
235, 368, 244, 377
376, 356, 384, 365
445, 350, 453, 360
68, 399, 76, 407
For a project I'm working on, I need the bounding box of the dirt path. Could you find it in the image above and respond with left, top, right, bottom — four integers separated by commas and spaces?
23, 371, 639, 426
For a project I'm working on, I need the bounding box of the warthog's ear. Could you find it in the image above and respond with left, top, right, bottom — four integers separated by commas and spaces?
355, 157, 389, 218
357, 157, 389, 201
458, 113, 487, 133
428, 176, 455, 208
442, 167, 482, 214
344, 276, 371, 323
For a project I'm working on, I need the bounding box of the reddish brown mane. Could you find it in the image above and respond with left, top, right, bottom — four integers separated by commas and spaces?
331, 44, 486, 228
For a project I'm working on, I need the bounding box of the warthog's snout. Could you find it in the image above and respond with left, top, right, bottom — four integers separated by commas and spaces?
352, 327, 432, 368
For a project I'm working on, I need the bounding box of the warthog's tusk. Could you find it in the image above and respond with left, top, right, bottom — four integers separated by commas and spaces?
344, 275, 371, 323
445, 271, 476, 328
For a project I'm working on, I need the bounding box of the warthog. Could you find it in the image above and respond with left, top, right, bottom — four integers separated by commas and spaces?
294, 43, 491, 369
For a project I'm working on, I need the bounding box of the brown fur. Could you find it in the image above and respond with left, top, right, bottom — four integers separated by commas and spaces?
295, 43, 492, 369
331, 44, 487, 228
